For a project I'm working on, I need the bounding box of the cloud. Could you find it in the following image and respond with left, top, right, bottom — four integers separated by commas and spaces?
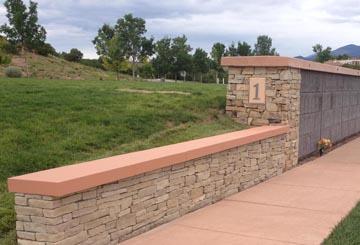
0, 0, 360, 58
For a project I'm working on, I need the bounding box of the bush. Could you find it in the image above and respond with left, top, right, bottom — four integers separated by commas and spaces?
80, 59, 104, 69
0, 53, 11, 65
62, 48, 83, 62
36, 43, 57, 56
5, 66, 22, 78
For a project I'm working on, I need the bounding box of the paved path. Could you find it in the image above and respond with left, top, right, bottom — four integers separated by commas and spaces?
122, 138, 360, 245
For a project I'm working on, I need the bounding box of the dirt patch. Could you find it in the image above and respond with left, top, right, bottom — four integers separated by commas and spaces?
118, 88, 191, 95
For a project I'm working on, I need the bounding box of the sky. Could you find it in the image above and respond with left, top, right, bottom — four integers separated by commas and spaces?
1, 0, 360, 58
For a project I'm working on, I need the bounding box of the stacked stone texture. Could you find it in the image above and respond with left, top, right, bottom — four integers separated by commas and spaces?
15, 135, 285, 245
226, 67, 301, 170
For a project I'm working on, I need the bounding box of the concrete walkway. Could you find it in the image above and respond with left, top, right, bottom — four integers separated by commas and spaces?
122, 138, 360, 245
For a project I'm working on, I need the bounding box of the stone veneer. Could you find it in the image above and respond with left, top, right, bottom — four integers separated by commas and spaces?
14, 134, 286, 245
226, 67, 301, 170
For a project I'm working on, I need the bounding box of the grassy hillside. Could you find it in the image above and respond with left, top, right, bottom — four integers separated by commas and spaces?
0, 78, 245, 244
0, 52, 123, 80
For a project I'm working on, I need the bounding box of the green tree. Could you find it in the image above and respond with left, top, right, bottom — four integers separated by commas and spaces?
36, 43, 56, 56
171, 35, 192, 81
211, 42, 226, 83
114, 13, 154, 79
0, 0, 46, 51
226, 42, 238, 56
254, 35, 277, 56
93, 14, 154, 79
152, 37, 173, 80
237, 41, 252, 56
312, 44, 332, 63
62, 48, 83, 62
192, 48, 209, 82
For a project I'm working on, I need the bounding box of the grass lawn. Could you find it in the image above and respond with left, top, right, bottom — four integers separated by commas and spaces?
0, 78, 245, 244
323, 202, 360, 245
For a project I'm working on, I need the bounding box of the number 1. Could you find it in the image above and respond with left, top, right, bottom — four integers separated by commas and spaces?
253, 83, 260, 100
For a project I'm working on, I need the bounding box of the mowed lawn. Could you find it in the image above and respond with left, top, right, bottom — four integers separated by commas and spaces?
323, 202, 360, 245
0, 78, 245, 244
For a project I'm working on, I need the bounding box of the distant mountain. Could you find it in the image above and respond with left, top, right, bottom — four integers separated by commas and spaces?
298, 44, 360, 61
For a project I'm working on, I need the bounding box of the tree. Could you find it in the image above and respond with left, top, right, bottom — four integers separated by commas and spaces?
192, 48, 209, 82
36, 43, 56, 56
93, 14, 154, 79
114, 13, 153, 79
237, 41, 252, 56
171, 35, 192, 81
254, 35, 277, 56
0, 0, 46, 51
62, 48, 83, 62
211, 42, 226, 83
226, 42, 238, 56
225, 41, 252, 56
93, 24, 124, 79
152, 37, 173, 80
312, 44, 332, 63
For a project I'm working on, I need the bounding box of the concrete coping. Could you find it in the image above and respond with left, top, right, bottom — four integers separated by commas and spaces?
8, 125, 289, 197
221, 56, 360, 77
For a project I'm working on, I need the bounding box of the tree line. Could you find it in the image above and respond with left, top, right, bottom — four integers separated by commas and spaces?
93, 13, 278, 82
0, 0, 280, 82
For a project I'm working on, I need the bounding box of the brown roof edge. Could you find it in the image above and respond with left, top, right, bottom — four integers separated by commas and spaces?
8, 125, 289, 197
221, 56, 360, 77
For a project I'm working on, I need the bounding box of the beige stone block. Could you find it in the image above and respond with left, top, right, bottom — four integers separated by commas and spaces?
156, 179, 169, 190
79, 209, 108, 224
17, 215, 31, 222
88, 224, 106, 237
29, 199, 61, 209
15, 206, 43, 216
242, 67, 254, 75
52, 231, 87, 245
110, 227, 132, 241
101, 188, 127, 198
16, 221, 24, 231
31, 216, 63, 225
138, 186, 156, 198
61, 194, 82, 205
280, 70, 292, 80
15, 196, 28, 206
36, 232, 65, 242
82, 190, 97, 200
23, 222, 46, 233
72, 206, 97, 218
43, 203, 78, 218
18, 239, 45, 245
117, 213, 136, 229
78, 199, 96, 209
17, 231, 36, 240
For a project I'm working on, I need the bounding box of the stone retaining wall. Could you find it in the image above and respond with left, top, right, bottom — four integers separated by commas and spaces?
226, 66, 301, 170
14, 133, 286, 245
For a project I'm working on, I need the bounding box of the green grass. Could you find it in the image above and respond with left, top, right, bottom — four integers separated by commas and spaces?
0, 78, 245, 244
1, 52, 122, 80
323, 202, 360, 245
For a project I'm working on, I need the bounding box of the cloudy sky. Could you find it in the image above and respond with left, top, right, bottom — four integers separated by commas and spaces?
1, 0, 360, 58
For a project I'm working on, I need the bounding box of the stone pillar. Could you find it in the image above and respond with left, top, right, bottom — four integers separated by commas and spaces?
224, 65, 301, 170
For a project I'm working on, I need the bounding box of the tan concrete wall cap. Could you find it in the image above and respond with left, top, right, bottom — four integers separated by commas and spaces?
8, 125, 289, 197
221, 56, 360, 77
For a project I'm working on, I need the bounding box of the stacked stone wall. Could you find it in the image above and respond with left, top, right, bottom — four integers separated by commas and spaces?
226, 67, 301, 170
14, 134, 286, 245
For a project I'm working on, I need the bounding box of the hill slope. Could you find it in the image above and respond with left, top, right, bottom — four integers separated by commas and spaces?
0, 78, 245, 244
0, 52, 124, 80
302, 44, 360, 60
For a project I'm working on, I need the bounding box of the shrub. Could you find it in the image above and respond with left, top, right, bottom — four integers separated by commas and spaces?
36, 43, 57, 56
0, 53, 11, 65
62, 48, 83, 62
5, 66, 22, 78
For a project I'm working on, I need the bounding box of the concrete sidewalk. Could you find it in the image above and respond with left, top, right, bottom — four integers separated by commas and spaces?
122, 138, 360, 245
